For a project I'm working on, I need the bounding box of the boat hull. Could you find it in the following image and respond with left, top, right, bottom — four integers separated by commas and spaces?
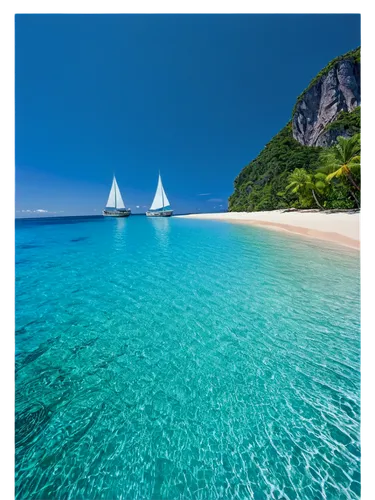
102, 210, 131, 217
146, 210, 173, 217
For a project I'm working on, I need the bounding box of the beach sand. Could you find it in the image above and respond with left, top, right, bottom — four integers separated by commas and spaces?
176, 210, 360, 250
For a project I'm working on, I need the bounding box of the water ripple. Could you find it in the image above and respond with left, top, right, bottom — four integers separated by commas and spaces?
15, 217, 360, 499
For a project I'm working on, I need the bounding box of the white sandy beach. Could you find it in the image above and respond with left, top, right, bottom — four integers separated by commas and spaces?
176, 210, 360, 250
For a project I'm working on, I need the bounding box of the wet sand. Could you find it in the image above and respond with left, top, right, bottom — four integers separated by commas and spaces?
176, 211, 360, 250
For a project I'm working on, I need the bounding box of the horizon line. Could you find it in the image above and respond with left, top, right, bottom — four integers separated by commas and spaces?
15, 211, 224, 220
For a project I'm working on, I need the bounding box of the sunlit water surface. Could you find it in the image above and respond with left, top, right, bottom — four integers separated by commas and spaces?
15, 215, 360, 500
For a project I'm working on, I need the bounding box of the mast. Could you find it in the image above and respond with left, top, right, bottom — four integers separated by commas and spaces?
160, 172, 164, 212
114, 176, 117, 209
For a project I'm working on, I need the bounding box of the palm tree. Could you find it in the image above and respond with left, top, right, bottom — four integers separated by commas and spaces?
314, 170, 359, 209
283, 168, 325, 210
320, 134, 361, 191
312, 173, 328, 209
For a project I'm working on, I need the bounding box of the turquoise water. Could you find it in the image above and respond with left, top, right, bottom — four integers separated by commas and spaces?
15, 216, 360, 500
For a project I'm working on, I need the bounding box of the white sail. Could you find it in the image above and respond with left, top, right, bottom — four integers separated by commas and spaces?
106, 176, 126, 209
114, 178, 125, 209
106, 178, 116, 207
150, 174, 170, 211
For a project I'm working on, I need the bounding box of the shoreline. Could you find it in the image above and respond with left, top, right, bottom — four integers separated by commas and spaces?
176, 211, 360, 250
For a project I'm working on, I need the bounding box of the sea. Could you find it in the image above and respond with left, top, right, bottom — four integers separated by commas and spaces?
15, 215, 360, 500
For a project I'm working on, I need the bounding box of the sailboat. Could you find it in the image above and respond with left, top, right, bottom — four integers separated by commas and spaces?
102, 176, 131, 217
146, 173, 173, 217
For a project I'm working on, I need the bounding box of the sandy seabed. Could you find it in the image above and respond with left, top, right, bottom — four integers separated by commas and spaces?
176, 210, 360, 250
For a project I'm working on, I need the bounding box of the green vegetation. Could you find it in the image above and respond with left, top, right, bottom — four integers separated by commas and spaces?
229, 47, 361, 213
282, 168, 326, 210
324, 106, 360, 136
292, 47, 360, 116
319, 134, 361, 207
229, 130, 361, 212
228, 123, 323, 212
280, 135, 361, 210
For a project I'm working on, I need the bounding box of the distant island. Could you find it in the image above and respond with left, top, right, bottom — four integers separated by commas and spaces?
229, 47, 361, 212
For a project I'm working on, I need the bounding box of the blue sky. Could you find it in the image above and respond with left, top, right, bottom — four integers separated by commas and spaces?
15, 14, 360, 216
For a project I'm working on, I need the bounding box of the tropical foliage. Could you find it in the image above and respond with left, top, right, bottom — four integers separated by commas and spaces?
280, 168, 326, 210
281, 135, 361, 210
229, 131, 361, 212
228, 123, 323, 212
318, 134, 361, 208
324, 106, 360, 136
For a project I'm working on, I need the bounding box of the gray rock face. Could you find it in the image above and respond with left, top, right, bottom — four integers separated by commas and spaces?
315, 128, 352, 148
292, 60, 360, 146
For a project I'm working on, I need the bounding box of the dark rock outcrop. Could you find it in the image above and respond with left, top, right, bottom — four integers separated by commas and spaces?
315, 127, 353, 148
292, 59, 360, 146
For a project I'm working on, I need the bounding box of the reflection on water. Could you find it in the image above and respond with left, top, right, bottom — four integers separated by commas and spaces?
112, 218, 128, 251
149, 217, 170, 250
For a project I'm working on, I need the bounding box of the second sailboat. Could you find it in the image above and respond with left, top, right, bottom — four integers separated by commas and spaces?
146, 173, 173, 217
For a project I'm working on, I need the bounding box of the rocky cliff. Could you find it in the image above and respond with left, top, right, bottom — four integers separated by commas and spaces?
292, 49, 360, 147
228, 47, 361, 212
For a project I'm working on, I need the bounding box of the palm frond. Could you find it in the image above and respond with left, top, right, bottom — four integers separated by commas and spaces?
315, 181, 326, 191
314, 172, 327, 181
285, 182, 297, 192
326, 169, 343, 182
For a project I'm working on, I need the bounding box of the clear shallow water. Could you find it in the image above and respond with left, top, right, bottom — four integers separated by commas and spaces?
15, 216, 360, 500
